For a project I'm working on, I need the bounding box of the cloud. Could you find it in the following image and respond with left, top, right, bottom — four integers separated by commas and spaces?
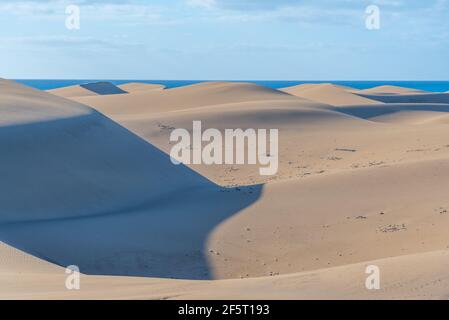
0, 35, 145, 54
186, 0, 303, 11
185, 1, 368, 26
0, 1, 60, 16
186, 0, 442, 12
183, 0, 449, 31
0, 0, 180, 25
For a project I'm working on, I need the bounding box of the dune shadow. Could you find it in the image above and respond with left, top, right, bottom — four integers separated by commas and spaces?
0, 111, 263, 280
334, 103, 449, 119
80, 82, 128, 95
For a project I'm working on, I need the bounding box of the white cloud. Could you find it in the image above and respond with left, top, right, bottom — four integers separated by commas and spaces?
186, 0, 302, 11
0, 0, 181, 25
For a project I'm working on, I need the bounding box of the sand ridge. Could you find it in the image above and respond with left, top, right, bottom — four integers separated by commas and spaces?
280, 83, 380, 106
47, 81, 128, 98
2, 241, 449, 299
359, 85, 428, 95
118, 82, 165, 93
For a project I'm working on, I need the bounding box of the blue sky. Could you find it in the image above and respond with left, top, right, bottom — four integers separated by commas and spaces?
1, 0, 448, 80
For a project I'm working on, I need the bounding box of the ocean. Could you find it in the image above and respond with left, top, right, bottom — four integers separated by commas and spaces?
14, 79, 449, 92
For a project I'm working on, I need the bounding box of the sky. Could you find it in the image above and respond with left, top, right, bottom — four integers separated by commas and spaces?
0, 0, 448, 80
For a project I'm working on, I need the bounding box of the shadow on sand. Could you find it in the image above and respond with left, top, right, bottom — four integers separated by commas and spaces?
0, 111, 263, 280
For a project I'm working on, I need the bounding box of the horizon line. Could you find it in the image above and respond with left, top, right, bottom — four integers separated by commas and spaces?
10, 78, 449, 82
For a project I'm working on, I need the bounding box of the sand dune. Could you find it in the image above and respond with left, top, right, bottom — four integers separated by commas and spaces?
207, 156, 449, 278
359, 85, 427, 95
0, 79, 262, 279
74, 81, 297, 116
0, 242, 62, 274
333, 103, 449, 122
118, 82, 165, 93
281, 83, 379, 106
48, 81, 127, 98
71, 83, 449, 186
356, 92, 449, 104
0, 79, 214, 224
369, 110, 449, 124
46, 84, 99, 98
3, 79, 449, 299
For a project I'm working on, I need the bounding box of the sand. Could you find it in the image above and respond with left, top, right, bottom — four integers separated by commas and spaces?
358, 85, 428, 95
2, 79, 449, 299
280, 83, 379, 106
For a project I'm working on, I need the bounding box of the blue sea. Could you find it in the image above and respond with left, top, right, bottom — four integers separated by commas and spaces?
14, 79, 449, 92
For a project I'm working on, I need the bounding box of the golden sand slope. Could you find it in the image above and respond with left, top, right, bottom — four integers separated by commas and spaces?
358, 85, 427, 95
280, 83, 379, 106
73, 82, 449, 186
74, 81, 297, 115
0, 79, 261, 280
117, 82, 165, 93
2, 80, 449, 299
3, 242, 449, 300
356, 92, 449, 104
0, 79, 211, 224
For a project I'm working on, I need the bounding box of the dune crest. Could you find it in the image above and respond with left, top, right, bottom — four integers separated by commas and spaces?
118, 82, 165, 93
280, 83, 379, 106
0, 79, 215, 224
3, 240, 449, 300
71, 81, 298, 116
48, 81, 127, 98
355, 92, 449, 104
359, 85, 427, 95
0, 79, 267, 280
